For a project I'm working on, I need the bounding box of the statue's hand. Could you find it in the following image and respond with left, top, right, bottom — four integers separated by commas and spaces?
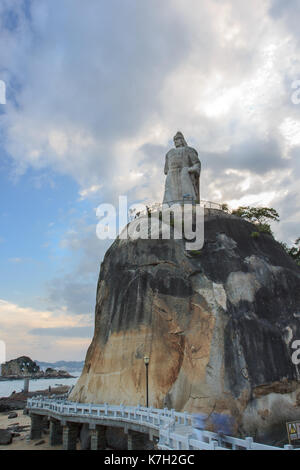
188, 168, 198, 175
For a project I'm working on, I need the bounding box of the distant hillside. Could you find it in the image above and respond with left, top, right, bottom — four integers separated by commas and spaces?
35, 360, 84, 373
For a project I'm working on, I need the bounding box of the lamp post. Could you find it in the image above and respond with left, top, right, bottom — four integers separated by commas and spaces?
143, 355, 149, 408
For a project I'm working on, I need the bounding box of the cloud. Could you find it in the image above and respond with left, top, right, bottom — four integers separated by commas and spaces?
29, 326, 93, 338
45, 276, 96, 316
1, 0, 192, 190
79, 185, 102, 201
1, 0, 298, 259
203, 137, 288, 177
43, 219, 111, 316
2, 0, 285, 195
1, 0, 300, 362
0, 298, 90, 361
269, 0, 300, 41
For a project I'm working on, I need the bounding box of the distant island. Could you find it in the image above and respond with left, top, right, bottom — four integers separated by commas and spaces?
0, 356, 78, 380
35, 360, 84, 373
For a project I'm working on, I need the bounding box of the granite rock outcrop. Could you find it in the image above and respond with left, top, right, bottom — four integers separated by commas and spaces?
71, 209, 300, 442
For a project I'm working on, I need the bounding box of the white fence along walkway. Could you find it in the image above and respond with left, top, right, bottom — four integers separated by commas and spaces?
27, 397, 295, 450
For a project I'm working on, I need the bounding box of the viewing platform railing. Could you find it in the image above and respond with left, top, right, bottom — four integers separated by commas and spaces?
129, 199, 224, 220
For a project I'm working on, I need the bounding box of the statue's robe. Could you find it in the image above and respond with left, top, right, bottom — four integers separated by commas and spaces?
163, 145, 201, 205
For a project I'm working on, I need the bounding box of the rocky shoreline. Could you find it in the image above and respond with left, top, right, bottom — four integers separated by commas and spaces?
0, 385, 70, 413
0, 385, 71, 449
0, 373, 74, 381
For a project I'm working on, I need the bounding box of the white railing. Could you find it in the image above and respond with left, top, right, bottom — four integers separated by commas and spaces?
201, 200, 224, 211
27, 397, 191, 430
128, 199, 224, 221
27, 398, 295, 450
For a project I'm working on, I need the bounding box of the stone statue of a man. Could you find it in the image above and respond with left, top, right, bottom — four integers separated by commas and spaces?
163, 131, 201, 205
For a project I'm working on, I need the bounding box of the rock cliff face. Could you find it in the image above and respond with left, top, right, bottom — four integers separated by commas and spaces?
70, 209, 300, 441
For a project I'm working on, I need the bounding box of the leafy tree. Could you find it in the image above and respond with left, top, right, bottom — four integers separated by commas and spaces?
286, 238, 300, 266
222, 204, 299, 265
231, 206, 279, 236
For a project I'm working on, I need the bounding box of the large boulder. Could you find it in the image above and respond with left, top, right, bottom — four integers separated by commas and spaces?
0, 397, 26, 412
70, 209, 300, 443
0, 429, 12, 445
1, 356, 41, 378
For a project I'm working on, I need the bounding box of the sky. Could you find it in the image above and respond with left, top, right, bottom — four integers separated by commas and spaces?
0, 0, 300, 362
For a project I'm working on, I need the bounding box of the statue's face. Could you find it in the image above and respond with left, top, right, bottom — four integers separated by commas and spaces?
174, 136, 184, 148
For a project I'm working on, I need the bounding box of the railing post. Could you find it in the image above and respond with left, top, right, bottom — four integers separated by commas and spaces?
166, 426, 170, 446
211, 440, 218, 450
245, 437, 253, 450
104, 403, 108, 416
217, 431, 224, 447
149, 406, 153, 422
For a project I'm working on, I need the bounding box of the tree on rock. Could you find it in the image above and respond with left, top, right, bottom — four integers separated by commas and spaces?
282, 238, 300, 266
231, 206, 279, 236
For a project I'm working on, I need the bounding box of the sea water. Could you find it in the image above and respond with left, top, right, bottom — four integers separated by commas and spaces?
0, 372, 81, 398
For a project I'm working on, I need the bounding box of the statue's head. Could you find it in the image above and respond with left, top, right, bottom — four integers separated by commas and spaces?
174, 131, 187, 148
